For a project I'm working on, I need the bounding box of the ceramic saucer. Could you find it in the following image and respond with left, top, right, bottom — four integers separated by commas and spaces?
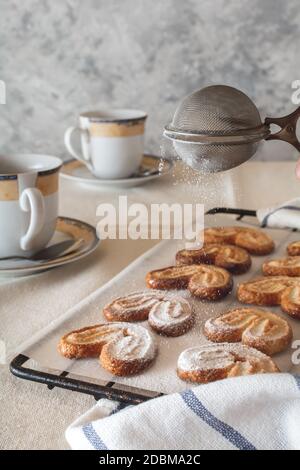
60, 154, 173, 188
0, 216, 99, 277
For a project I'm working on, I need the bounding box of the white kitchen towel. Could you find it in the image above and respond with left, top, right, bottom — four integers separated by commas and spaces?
66, 373, 300, 450
257, 198, 300, 229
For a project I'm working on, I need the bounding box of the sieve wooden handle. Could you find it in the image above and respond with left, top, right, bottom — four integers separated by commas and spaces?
265, 107, 300, 152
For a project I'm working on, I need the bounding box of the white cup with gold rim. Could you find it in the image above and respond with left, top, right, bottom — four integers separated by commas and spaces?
64, 109, 147, 179
0, 154, 62, 258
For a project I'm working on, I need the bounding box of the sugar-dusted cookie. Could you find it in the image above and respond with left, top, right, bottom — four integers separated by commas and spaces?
146, 264, 206, 290
148, 296, 194, 336
176, 243, 251, 274
177, 343, 279, 384
99, 324, 157, 376
287, 240, 300, 256
281, 285, 300, 319
263, 257, 300, 277
146, 264, 232, 300
237, 276, 300, 306
103, 291, 165, 322
203, 226, 274, 255
187, 265, 233, 300
58, 322, 157, 376
204, 307, 292, 355
58, 323, 126, 359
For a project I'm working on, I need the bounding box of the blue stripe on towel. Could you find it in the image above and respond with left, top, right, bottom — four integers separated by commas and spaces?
181, 389, 256, 450
82, 423, 108, 450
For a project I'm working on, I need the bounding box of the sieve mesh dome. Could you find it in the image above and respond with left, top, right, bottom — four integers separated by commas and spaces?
170, 85, 263, 136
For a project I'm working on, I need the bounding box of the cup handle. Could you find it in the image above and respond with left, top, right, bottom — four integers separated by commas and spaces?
64, 126, 93, 170
19, 188, 45, 251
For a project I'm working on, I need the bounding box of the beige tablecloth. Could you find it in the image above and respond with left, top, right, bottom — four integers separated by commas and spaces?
1, 161, 299, 450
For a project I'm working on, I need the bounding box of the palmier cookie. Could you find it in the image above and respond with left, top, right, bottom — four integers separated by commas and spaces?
146, 264, 205, 290
146, 264, 232, 300
237, 276, 300, 306
287, 240, 300, 256
204, 308, 292, 355
281, 286, 300, 319
148, 296, 194, 336
58, 323, 157, 376
176, 243, 251, 274
103, 291, 165, 322
203, 226, 274, 255
177, 343, 279, 384
263, 257, 300, 277
187, 265, 232, 300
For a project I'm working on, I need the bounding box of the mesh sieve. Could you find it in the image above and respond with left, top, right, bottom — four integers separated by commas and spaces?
163, 84, 300, 173
171, 85, 262, 135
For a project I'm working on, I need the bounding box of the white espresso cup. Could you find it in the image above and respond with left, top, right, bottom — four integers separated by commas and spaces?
64, 109, 147, 179
0, 154, 62, 258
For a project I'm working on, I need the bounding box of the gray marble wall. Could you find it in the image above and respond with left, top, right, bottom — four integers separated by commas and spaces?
1, 0, 299, 160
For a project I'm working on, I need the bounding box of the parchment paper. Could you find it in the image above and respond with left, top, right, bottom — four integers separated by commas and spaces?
16, 214, 300, 395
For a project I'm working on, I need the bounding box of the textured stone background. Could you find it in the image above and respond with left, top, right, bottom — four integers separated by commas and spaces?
0, 0, 299, 160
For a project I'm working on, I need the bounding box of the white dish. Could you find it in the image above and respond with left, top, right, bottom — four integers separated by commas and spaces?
0, 216, 99, 277
60, 154, 173, 188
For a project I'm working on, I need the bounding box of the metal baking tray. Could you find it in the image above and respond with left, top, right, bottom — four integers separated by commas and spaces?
10, 208, 300, 405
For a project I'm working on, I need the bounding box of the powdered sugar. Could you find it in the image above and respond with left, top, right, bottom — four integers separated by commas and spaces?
106, 324, 157, 362
178, 346, 235, 372
148, 297, 192, 327
178, 342, 271, 373
105, 291, 165, 316
204, 308, 291, 342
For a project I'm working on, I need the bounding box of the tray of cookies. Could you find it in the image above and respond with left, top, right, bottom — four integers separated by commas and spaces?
10, 208, 300, 404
